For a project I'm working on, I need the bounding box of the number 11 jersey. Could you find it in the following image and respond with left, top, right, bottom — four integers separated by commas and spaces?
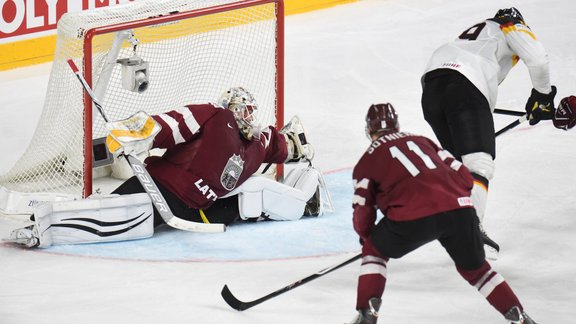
352, 132, 474, 224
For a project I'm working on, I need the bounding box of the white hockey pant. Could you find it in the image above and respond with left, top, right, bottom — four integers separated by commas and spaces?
33, 193, 154, 248
235, 167, 320, 221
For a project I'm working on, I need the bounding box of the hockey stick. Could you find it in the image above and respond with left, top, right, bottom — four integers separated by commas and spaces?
494, 108, 525, 116
67, 59, 225, 233
495, 114, 529, 137
221, 253, 362, 311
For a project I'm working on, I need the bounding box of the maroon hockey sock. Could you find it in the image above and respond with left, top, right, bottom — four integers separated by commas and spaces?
357, 273, 386, 310
356, 242, 389, 310
457, 261, 523, 315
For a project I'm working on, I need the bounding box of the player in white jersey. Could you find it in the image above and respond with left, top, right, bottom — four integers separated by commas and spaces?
421, 8, 556, 254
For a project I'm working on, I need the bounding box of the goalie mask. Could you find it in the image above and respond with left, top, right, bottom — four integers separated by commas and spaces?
218, 87, 261, 141
494, 7, 525, 24
365, 103, 399, 139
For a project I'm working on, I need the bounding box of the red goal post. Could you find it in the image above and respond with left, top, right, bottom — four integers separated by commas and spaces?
0, 0, 284, 215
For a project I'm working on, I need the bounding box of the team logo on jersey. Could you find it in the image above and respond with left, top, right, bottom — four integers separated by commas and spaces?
221, 154, 245, 190
260, 128, 272, 148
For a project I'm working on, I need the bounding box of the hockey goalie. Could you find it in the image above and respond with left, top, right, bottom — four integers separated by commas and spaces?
9, 87, 332, 248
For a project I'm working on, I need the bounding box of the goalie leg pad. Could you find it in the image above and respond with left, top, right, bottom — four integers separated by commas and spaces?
237, 167, 321, 221
28, 193, 153, 248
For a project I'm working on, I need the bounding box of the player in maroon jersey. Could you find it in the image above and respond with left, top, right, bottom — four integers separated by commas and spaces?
8, 88, 326, 248
347, 103, 537, 324
111, 86, 321, 227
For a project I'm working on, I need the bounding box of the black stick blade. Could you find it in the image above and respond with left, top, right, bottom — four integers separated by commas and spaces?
220, 254, 363, 312
221, 285, 250, 311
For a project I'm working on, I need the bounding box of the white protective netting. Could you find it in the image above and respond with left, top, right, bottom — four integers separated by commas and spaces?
0, 0, 281, 214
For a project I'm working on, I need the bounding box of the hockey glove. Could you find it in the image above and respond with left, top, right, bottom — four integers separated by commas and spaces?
281, 116, 315, 163
553, 96, 576, 131
105, 111, 161, 155
525, 85, 557, 125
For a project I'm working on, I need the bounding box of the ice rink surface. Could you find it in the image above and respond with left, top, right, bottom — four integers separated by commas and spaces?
1, 0, 576, 322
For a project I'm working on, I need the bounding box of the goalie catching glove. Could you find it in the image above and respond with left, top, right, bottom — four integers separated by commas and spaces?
281, 115, 315, 163
105, 111, 161, 155
525, 85, 557, 125
553, 95, 576, 131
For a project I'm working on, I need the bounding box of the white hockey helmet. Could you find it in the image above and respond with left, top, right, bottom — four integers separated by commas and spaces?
218, 87, 261, 140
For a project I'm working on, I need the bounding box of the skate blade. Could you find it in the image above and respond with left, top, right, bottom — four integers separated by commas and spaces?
2, 237, 31, 247
485, 245, 499, 261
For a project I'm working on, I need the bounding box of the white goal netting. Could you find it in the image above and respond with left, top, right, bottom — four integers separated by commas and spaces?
0, 0, 283, 214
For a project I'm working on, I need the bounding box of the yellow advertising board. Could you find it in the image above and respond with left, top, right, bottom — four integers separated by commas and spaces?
0, 0, 357, 71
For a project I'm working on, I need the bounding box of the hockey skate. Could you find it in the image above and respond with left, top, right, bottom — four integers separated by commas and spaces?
504, 306, 538, 324
480, 224, 500, 255
303, 186, 321, 217
347, 298, 381, 324
280, 115, 315, 163
8, 225, 40, 248
482, 230, 500, 251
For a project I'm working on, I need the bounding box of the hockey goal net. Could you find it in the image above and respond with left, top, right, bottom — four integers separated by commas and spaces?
0, 0, 284, 215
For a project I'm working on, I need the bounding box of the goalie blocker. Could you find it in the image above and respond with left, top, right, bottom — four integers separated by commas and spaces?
281, 116, 315, 163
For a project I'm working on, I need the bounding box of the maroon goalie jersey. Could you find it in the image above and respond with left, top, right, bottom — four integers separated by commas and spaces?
352, 131, 474, 239
144, 103, 288, 209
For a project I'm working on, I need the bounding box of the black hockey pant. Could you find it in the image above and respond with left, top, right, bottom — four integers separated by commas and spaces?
421, 69, 496, 161
112, 176, 240, 227
370, 208, 485, 270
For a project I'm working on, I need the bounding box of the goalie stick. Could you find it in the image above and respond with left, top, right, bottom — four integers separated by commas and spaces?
221, 253, 362, 311
67, 59, 225, 233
